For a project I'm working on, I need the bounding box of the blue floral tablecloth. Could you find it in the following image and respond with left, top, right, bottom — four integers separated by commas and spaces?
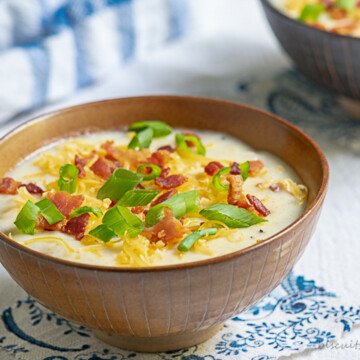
0, 272, 359, 360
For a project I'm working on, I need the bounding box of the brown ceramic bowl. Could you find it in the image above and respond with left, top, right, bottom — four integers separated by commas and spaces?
260, 0, 360, 104
0, 96, 328, 352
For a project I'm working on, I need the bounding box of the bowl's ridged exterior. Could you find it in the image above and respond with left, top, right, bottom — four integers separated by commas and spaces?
261, 0, 360, 100
0, 206, 321, 337
0, 96, 328, 351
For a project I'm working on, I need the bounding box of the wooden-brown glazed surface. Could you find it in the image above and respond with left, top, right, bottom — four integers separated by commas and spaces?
261, 0, 360, 101
0, 96, 329, 352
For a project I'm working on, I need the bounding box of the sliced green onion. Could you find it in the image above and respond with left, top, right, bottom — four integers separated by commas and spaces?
213, 167, 231, 191
299, 4, 325, 22
176, 189, 199, 213
175, 133, 206, 156
58, 164, 79, 194
128, 127, 154, 151
97, 168, 143, 201
239, 161, 250, 181
117, 189, 160, 207
178, 228, 218, 252
14, 200, 40, 235
129, 121, 172, 138
137, 164, 162, 180
200, 203, 266, 228
103, 205, 144, 238
36, 198, 65, 225
89, 224, 116, 243
69, 206, 103, 219
336, 0, 357, 12
145, 190, 199, 227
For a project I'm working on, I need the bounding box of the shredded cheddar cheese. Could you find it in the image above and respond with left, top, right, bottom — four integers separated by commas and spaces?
2, 129, 308, 267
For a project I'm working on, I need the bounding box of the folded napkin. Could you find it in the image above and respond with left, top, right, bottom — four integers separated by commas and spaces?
0, 0, 189, 122
0, 272, 359, 360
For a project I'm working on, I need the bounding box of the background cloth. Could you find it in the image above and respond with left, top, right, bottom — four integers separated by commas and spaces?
1, 0, 360, 359
0, 0, 189, 122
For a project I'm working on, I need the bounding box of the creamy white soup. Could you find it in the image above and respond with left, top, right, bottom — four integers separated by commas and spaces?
0, 123, 307, 267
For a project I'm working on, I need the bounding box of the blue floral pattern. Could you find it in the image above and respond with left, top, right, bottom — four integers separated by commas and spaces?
1, 272, 359, 360
236, 69, 360, 153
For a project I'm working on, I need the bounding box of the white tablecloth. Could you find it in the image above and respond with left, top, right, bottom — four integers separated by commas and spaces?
1, 1, 359, 359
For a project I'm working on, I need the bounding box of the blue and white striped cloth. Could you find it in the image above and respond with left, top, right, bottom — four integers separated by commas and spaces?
0, 0, 189, 122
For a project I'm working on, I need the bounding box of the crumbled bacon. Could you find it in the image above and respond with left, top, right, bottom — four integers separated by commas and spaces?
269, 184, 280, 192
131, 206, 145, 214
329, 7, 347, 20
157, 145, 175, 153
146, 150, 171, 168
0, 177, 21, 195
90, 157, 116, 180
62, 213, 90, 240
249, 160, 264, 177
155, 174, 187, 189
37, 215, 66, 231
75, 151, 96, 178
109, 200, 118, 208
151, 189, 178, 207
101, 140, 150, 168
134, 184, 145, 190
204, 161, 224, 176
47, 191, 84, 218
246, 194, 270, 217
230, 162, 242, 175
227, 174, 249, 209
160, 167, 170, 177
18, 183, 44, 195
143, 208, 184, 243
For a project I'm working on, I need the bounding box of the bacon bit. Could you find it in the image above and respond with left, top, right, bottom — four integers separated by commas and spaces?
146, 150, 171, 168
101, 140, 150, 168
143, 209, 149, 216
204, 161, 224, 176
143, 208, 184, 243
157, 145, 175, 153
131, 206, 145, 214
329, 7, 347, 20
230, 162, 242, 175
109, 200, 118, 208
181, 130, 201, 148
37, 215, 66, 231
155, 174, 187, 189
160, 167, 170, 177
108, 158, 122, 168
246, 194, 270, 217
18, 183, 44, 195
47, 191, 84, 218
151, 189, 178, 207
227, 174, 249, 209
0, 177, 21, 195
134, 184, 145, 190
74, 151, 96, 178
249, 160, 264, 177
269, 184, 280, 192
62, 213, 90, 240
90, 157, 115, 180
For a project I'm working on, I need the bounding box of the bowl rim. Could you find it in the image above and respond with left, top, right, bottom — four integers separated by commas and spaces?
0, 95, 329, 272
261, 0, 360, 42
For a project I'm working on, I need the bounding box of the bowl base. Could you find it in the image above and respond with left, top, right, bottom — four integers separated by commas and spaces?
93, 323, 224, 352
